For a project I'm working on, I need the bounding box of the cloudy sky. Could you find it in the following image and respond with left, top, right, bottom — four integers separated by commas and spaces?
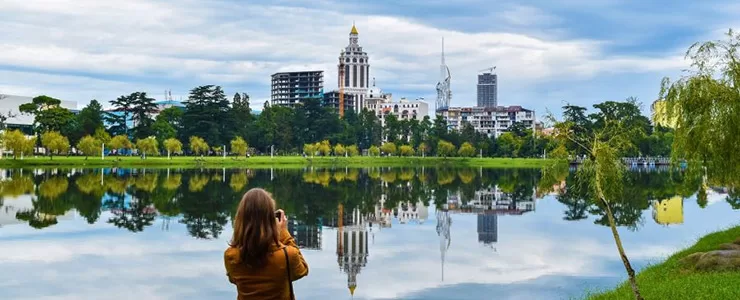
1, 0, 738, 116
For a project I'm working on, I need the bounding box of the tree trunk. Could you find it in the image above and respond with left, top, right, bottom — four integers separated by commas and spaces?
595, 180, 643, 300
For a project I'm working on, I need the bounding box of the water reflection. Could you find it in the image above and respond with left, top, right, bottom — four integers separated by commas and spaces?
0, 167, 738, 299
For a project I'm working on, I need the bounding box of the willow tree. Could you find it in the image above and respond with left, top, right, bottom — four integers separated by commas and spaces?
660, 29, 740, 189
550, 105, 645, 300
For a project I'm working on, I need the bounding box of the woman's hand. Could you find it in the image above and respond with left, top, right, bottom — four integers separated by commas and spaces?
276, 209, 288, 231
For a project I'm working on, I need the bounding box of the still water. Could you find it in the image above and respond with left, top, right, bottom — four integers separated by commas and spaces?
0, 167, 737, 300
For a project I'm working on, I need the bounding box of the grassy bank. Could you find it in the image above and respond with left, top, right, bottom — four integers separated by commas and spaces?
0, 155, 560, 169
588, 225, 740, 300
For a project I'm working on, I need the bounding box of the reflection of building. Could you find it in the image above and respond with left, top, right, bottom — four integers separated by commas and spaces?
652, 196, 684, 225
448, 186, 537, 215
336, 207, 368, 296
288, 219, 322, 250
436, 208, 452, 281
477, 214, 497, 245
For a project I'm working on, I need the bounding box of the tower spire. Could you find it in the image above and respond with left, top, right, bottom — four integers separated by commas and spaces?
441, 37, 445, 65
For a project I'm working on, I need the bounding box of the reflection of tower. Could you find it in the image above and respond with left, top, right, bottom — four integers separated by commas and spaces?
436, 208, 451, 281
477, 214, 498, 246
337, 207, 368, 297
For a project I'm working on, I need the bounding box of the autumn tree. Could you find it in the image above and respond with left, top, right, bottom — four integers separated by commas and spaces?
189, 136, 209, 156
347, 145, 359, 157
458, 142, 476, 157
399, 145, 414, 157
230, 137, 248, 158
303, 143, 317, 157
77, 135, 101, 159
41, 131, 70, 159
2, 130, 27, 159
437, 140, 456, 157
163, 138, 183, 159
380, 142, 397, 156
136, 137, 159, 159
109, 135, 133, 155
369, 145, 380, 157
334, 144, 346, 156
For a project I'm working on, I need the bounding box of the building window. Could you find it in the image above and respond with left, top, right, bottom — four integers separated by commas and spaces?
353, 58, 357, 63
345, 65, 350, 87
360, 65, 365, 88
353, 65, 357, 87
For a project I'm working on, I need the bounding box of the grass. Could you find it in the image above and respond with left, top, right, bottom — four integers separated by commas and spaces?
0, 155, 561, 169
588, 225, 740, 300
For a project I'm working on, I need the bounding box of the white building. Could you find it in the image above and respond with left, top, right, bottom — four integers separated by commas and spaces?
437, 105, 535, 138
363, 86, 429, 127
0, 94, 77, 131
338, 24, 370, 112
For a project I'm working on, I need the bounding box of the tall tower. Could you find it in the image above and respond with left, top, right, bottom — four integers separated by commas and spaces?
477, 72, 497, 108
338, 23, 370, 113
436, 38, 452, 112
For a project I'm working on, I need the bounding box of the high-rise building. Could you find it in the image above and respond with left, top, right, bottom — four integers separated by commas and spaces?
270, 71, 324, 108
322, 91, 356, 111
338, 24, 370, 112
477, 72, 497, 107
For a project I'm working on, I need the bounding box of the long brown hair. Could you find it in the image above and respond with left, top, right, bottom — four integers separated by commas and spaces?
230, 188, 280, 267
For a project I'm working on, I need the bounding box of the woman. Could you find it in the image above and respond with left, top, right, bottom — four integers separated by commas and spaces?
225, 188, 309, 300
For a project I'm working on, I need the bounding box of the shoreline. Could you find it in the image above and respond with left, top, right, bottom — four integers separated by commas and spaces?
0, 156, 561, 169
588, 225, 740, 299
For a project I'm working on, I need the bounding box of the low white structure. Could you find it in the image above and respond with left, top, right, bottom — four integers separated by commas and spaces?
0, 94, 77, 130
362, 86, 429, 127
437, 105, 535, 138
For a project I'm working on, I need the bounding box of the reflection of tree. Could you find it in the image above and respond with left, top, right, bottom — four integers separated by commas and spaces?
179, 173, 229, 239
380, 169, 397, 183
134, 173, 159, 192
229, 172, 248, 192
74, 173, 105, 224
728, 188, 740, 210
104, 192, 156, 232
0, 174, 34, 197
38, 176, 69, 199
163, 174, 182, 190
188, 174, 210, 192
16, 175, 74, 229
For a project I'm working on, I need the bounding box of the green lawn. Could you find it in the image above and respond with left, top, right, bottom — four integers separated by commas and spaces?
0, 155, 561, 169
588, 225, 740, 300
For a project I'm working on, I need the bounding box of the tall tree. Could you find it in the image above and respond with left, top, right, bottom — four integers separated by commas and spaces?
182, 85, 232, 147
130, 92, 157, 139
77, 100, 105, 137
107, 94, 134, 137
19, 95, 76, 137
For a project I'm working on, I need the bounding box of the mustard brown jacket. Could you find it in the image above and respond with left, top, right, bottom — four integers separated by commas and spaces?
225, 228, 309, 300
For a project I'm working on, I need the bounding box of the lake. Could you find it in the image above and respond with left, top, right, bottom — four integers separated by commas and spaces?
0, 167, 737, 300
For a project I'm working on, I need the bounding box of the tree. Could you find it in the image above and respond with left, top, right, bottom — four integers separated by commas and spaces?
76, 100, 105, 137
418, 142, 429, 157
163, 138, 182, 159
94, 127, 111, 145
230, 137, 248, 158
2, 130, 27, 159
109, 135, 133, 154
182, 85, 233, 148
437, 140, 456, 157
77, 135, 101, 159
549, 106, 646, 300
458, 142, 476, 157
129, 92, 157, 139
399, 145, 414, 157
189, 136, 209, 156
660, 29, 740, 185
347, 145, 359, 157
496, 133, 519, 157
40, 131, 69, 159
334, 144, 346, 156
316, 140, 332, 156
136, 137, 159, 159
19, 95, 76, 137
380, 142, 397, 156
369, 145, 380, 157
303, 143, 317, 157
152, 118, 176, 146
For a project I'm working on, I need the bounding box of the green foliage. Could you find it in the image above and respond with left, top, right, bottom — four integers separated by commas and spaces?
77, 135, 101, 158
660, 29, 740, 186
334, 144, 346, 156
230, 137, 248, 157
189, 136, 209, 155
380, 142, 397, 156
458, 142, 476, 157
109, 135, 133, 152
93, 128, 111, 145
3, 129, 28, 159
76, 100, 105, 137
346, 145, 359, 157
399, 145, 414, 157
136, 137, 159, 158
40, 131, 70, 159
164, 138, 183, 157
19, 95, 76, 138
369, 145, 380, 157
182, 85, 235, 148
316, 140, 331, 156
418, 142, 429, 156
437, 140, 456, 157
303, 143, 317, 156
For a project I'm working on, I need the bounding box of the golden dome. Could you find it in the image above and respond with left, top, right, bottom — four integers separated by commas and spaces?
351, 24, 358, 35
349, 285, 357, 295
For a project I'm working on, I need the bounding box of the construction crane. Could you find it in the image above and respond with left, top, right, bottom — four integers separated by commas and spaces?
479, 66, 497, 74
338, 61, 345, 118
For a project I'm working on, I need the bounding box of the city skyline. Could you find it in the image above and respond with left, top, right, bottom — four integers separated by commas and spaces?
1, 1, 737, 117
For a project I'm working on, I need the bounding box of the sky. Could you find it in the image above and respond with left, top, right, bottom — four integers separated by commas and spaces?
1, 0, 739, 117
